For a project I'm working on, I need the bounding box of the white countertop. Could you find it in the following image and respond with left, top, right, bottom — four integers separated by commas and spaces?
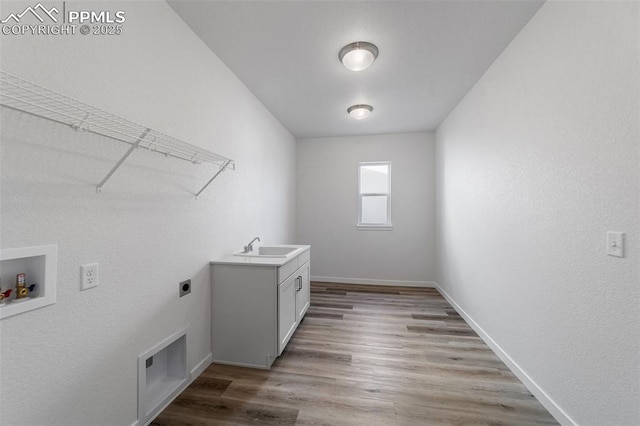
211, 245, 310, 267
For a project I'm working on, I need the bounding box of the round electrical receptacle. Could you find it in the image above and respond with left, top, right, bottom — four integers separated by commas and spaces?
179, 279, 192, 297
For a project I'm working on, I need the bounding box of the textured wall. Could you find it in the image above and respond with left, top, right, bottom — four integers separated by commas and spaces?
435, 1, 639, 424
297, 133, 435, 285
0, 1, 295, 424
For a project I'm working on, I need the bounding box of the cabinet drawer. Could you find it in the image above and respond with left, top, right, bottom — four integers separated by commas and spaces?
278, 259, 298, 284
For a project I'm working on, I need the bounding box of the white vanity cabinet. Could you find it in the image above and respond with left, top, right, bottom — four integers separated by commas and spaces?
278, 260, 310, 354
210, 246, 310, 369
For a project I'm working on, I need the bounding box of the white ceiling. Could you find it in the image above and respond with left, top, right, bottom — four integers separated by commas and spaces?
168, 1, 544, 139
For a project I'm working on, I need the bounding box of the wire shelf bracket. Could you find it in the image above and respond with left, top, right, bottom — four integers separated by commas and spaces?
0, 70, 235, 197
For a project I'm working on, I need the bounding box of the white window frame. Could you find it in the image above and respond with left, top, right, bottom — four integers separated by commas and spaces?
357, 161, 392, 230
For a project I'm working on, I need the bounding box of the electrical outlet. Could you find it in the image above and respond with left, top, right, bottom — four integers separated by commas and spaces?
81, 263, 99, 290
179, 279, 191, 297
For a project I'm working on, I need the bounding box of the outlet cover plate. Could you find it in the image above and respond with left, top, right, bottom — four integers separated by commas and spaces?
81, 263, 98, 290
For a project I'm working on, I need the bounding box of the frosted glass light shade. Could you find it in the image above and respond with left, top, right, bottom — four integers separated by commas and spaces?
348, 104, 373, 120
339, 42, 379, 71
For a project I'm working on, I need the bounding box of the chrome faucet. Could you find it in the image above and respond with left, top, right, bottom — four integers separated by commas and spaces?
243, 237, 261, 253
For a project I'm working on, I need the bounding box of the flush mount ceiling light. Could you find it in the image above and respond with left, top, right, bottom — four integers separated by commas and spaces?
339, 41, 379, 71
347, 104, 373, 120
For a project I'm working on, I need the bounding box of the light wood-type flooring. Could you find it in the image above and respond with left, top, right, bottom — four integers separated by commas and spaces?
152, 282, 557, 425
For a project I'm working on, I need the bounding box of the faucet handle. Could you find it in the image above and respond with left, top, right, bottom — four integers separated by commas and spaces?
243, 237, 261, 253
0, 289, 12, 301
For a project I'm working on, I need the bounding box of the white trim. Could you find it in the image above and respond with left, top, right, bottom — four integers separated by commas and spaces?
434, 283, 576, 426
312, 276, 434, 288
356, 225, 393, 231
190, 353, 212, 381
134, 352, 212, 425
138, 328, 188, 426
0, 244, 57, 319
210, 357, 271, 370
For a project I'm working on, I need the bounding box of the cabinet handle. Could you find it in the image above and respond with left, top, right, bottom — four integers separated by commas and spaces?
296, 276, 302, 291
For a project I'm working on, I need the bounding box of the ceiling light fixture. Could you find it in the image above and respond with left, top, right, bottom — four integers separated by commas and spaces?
339, 41, 379, 71
347, 104, 373, 120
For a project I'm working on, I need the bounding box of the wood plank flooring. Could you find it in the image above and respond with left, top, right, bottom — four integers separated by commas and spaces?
152, 282, 557, 425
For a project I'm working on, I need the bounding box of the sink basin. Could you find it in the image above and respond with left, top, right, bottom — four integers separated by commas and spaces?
256, 246, 297, 256
234, 245, 300, 258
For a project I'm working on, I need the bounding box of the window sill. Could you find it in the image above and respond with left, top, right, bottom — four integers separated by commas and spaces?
356, 225, 393, 231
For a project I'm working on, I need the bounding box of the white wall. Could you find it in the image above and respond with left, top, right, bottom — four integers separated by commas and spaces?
297, 133, 435, 286
435, 1, 639, 425
0, 1, 295, 424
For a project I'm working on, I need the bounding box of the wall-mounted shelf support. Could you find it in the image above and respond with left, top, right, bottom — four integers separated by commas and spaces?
195, 159, 232, 199
0, 70, 235, 197
97, 128, 150, 193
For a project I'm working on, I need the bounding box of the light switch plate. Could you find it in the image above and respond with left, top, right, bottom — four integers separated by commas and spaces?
607, 232, 624, 258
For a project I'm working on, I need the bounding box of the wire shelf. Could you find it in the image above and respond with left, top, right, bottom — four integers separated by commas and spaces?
0, 70, 234, 196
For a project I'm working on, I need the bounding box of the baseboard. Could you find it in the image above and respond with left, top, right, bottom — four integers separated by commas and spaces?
434, 283, 576, 426
211, 357, 271, 370
312, 275, 434, 288
190, 352, 212, 381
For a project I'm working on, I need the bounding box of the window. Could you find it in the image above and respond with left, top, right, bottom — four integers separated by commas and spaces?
358, 162, 391, 230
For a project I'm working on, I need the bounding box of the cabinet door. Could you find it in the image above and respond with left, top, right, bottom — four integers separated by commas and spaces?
278, 274, 297, 355
296, 262, 310, 323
